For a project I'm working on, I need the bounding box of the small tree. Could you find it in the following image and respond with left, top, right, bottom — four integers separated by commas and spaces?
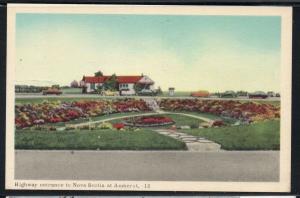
236, 90, 248, 96
96, 84, 103, 94
134, 83, 144, 93
156, 86, 163, 95
104, 74, 118, 91
70, 80, 79, 88
51, 84, 60, 89
94, 70, 103, 77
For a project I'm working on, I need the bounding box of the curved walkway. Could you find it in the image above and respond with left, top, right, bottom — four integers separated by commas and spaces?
57, 111, 214, 130
56, 110, 220, 151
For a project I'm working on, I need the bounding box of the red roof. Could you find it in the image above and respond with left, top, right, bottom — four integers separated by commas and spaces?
116, 76, 142, 83
82, 76, 109, 83
82, 75, 143, 84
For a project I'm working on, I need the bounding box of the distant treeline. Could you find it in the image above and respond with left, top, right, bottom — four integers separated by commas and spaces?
15, 85, 79, 93
15, 85, 48, 93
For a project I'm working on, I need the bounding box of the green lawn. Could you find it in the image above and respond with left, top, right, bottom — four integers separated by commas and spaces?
181, 120, 280, 150
161, 91, 190, 97
162, 111, 237, 124
61, 88, 82, 94
15, 97, 111, 104
241, 100, 280, 107
44, 111, 155, 127
15, 129, 187, 150
164, 114, 204, 126
109, 113, 204, 130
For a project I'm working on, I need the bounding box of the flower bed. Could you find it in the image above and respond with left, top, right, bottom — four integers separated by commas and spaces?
15, 99, 151, 129
123, 115, 175, 127
158, 99, 280, 123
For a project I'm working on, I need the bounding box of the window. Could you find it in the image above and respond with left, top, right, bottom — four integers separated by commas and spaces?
120, 84, 128, 89
91, 83, 95, 89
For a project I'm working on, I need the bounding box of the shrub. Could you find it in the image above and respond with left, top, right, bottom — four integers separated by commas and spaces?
98, 122, 113, 129
190, 123, 199, 129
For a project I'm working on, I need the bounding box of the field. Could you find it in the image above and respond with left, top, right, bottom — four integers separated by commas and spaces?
15, 129, 187, 150
181, 119, 280, 150
60, 88, 82, 94
161, 91, 190, 97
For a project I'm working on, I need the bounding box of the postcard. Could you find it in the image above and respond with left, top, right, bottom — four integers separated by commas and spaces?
6, 4, 292, 192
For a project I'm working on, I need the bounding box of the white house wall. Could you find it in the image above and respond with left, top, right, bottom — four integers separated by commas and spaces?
119, 83, 135, 95
120, 83, 136, 95
85, 83, 103, 93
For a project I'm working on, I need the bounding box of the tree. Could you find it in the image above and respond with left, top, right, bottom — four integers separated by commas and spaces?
70, 80, 79, 88
156, 86, 163, 95
103, 74, 118, 91
236, 90, 248, 96
51, 84, 60, 89
94, 70, 103, 77
96, 84, 104, 94
134, 83, 144, 93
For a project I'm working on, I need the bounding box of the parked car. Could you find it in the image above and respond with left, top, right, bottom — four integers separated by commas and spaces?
209, 94, 219, 98
220, 91, 237, 98
248, 91, 268, 99
236, 91, 248, 97
42, 88, 62, 95
137, 89, 157, 96
191, 90, 209, 97
267, 91, 276, 97
101, 90, 119, 96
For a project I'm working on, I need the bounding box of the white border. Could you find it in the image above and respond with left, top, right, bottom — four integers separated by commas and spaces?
6, 4, 292, 192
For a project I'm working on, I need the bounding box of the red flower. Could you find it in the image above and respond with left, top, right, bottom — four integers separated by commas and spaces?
113, 123, 125, 130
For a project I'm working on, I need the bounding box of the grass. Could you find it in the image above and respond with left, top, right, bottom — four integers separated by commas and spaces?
61, 88, 82, 94
162, 110, 237, 124
181, 119, 280, 150
15, 97, 113, 104
15, 129, 187, 150
240, 100, 280, 107
109, 113, 204, 128
44, 111, 155, 127
165, 114, 204, 126
161, 91, 191, 97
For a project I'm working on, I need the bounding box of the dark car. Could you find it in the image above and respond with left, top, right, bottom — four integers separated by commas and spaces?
248, 91, 268, 99
220, 91, 237, 98
42, 88, 62, 95
267, 91, 276, 97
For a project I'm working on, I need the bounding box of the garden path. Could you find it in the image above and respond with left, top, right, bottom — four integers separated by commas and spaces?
154, 129, 222, 152
142, 98, 213, 122
56, 109, 220, 151
57, 111, 214, 130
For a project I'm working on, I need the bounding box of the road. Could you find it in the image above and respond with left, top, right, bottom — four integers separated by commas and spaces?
15, 150, 279, 182
15, 93, 280, 101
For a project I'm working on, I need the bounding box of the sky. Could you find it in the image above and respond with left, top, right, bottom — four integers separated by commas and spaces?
16, 13, 281, 92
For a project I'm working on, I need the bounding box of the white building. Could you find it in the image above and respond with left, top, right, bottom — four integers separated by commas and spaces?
82, 74, 155, 95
